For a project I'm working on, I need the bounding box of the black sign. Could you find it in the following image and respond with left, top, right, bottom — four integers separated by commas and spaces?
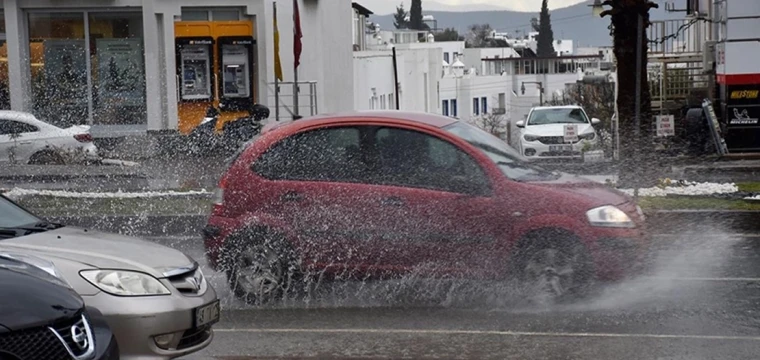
726, 105, 760, 127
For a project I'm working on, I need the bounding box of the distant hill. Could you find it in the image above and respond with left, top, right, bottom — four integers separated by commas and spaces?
368, 0, 682, 47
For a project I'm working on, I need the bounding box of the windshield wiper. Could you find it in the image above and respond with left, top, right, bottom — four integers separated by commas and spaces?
25, 221, 64, 230
0, 222, 63, 237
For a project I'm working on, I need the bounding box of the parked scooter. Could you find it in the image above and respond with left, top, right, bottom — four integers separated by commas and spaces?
220, 103, 270, 154
186, 106, 221, 155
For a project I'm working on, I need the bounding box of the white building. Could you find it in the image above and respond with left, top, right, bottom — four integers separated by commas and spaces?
495, 31, 575, 57
0, 0, 354, 136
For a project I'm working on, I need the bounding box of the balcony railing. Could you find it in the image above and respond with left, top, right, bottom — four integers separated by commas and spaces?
648, 18, 709, 56
267, 81, 319, 121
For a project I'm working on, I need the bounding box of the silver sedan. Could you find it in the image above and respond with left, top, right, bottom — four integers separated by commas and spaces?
0, 195, 219, 359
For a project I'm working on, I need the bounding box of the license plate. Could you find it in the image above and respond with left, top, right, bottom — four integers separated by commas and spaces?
549, 145, 573, 152
195, 300, 221, 328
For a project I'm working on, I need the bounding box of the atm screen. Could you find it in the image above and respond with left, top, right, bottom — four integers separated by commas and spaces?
179, 45, 212, 100
221, 44, 250, 98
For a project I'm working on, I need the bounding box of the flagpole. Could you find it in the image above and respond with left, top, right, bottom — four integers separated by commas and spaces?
293, 0, 301, 119
273, 1, 280, 121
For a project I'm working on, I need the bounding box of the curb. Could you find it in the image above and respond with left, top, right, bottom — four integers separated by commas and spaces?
44, 210, 760, 238
644, 210, 760, 234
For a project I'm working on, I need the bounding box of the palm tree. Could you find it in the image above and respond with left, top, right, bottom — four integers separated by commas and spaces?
599, 0, 660, 188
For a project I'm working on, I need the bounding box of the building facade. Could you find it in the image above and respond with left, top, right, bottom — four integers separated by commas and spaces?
0, 0, 354, 137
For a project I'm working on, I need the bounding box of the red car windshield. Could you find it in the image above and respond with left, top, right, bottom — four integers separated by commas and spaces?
444, 122, 558, 182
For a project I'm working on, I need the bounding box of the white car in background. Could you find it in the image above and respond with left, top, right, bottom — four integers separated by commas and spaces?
0, 110, 99, 164
516, 105, 601, 160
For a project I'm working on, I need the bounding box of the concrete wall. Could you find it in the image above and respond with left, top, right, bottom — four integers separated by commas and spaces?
353, 51, 400, 111
354, 47, 439, 113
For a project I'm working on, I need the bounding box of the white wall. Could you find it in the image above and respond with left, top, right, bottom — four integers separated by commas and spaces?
554, 39, 574, 56
717, 0, 760, 76
353, 47, 439, 113
353, 51, 400, 111
463, 47, 520, 75
398, 47, 442, 113
512, 73, 580, 101
438, 74, 509, 121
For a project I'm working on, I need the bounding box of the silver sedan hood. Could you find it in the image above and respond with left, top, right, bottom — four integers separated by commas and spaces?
0, 226, 194, 279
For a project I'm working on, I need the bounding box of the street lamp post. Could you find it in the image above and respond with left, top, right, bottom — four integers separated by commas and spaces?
521, 81, 544, 106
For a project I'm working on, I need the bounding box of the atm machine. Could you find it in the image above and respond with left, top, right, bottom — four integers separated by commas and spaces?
217, 36, 255, 112
176, 37, 214, 103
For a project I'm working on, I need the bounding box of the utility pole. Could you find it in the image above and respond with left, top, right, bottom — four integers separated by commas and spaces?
392, 45, 400, 110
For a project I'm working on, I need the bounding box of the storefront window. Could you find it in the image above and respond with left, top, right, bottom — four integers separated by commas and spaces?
29, 13, 88, 127
27, 11, 145, 128
89, 12, 146, 125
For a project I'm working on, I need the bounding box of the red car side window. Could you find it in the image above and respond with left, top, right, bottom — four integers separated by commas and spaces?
252, 126, 368, 183
372, 127, 491, 195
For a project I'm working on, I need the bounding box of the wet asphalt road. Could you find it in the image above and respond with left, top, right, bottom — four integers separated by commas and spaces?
146, 232, 760, 360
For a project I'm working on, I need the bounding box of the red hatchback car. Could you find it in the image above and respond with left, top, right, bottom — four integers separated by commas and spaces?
203, 111, 649, 304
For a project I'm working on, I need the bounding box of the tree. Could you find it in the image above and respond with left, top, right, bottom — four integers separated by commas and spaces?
393, 3, 408, 29
468, 111, 507, 139
434, 28, 464, 42
466, 24, 493, 48
600, 0, 659, 188
536, 0, 556, 57
408, 0, 426, 30
549, 82, 616, 157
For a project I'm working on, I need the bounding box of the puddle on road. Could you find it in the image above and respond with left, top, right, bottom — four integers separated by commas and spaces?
206, 228, 747, 313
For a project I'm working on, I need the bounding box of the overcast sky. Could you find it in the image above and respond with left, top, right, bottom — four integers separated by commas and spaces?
359, 0, 588, 15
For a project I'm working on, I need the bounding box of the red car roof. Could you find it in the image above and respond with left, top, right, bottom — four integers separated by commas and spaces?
261, 110, 459, 134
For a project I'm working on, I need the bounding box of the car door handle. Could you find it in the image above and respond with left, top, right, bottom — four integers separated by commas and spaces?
380, 196, 405, 207
281, 191, 304, 202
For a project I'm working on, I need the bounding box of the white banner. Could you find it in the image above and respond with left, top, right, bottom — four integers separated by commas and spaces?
656, 115, 675, 137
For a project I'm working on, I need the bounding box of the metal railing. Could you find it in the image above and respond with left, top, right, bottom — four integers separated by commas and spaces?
650, 61, 710, 111
648, 19, 709, 55
268, 81, 318, 121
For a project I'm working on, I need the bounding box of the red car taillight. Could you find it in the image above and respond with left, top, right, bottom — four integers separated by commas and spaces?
74, 134, 93, 143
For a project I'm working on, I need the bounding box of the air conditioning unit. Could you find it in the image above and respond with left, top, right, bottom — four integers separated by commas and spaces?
703, 40, 717, 71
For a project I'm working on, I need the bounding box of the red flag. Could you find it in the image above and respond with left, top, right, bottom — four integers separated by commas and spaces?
293, 0, 303, 69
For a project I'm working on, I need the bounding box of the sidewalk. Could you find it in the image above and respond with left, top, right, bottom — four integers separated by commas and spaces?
2, 155, 760, 192
0, 155, 228, 191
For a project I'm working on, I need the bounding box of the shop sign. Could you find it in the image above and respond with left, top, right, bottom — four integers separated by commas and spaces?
727, 106, 760, 126
656, 115, 675, 137
96, 38, 145, 107
730, 90, 759, 100
563, 124, 578, 143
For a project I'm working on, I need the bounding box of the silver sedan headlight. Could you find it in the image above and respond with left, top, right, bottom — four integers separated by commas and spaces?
80, 270, 171, 296
586, 205, 636, 228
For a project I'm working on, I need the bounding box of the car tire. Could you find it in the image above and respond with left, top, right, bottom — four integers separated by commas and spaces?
510, 229, 595, 304
28, 150, 65, 165
220, 228, 300, 305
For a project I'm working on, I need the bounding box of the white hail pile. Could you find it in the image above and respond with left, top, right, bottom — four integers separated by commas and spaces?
3, 188, 210, 199
619, 181, 739, 197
